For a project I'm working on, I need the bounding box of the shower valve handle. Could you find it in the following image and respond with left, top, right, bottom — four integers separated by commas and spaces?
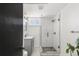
47, 32, 49, 37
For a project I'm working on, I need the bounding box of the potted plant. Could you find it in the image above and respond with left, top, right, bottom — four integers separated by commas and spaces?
66, 38, 79, 56
76, 38, 79, 56
66, 43, 75, 56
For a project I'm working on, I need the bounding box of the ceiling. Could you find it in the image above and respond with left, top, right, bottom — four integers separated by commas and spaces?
23, 3, 68, 17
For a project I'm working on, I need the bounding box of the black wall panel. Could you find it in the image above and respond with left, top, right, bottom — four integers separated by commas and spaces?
0, 3, 23, 56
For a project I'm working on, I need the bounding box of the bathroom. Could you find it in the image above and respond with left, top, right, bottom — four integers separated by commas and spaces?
23, 3, 79, 56
0, 3, 79, 56
23, 3, 66, 56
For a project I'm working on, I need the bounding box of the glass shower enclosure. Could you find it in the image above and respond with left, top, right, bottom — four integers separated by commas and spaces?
40, 16, 60, 56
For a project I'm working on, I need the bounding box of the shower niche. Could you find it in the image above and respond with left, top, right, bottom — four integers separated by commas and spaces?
40, 17, 60, 56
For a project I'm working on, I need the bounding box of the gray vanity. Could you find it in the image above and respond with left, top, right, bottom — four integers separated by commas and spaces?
24, 36, 34, 56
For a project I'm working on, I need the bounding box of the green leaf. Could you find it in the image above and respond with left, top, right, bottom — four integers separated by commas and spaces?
66, 43, 75, 53
76, 38, 79, 46
66, 49, 69, 53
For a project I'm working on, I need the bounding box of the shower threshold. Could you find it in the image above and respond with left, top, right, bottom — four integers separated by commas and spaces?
40, 47, 59, 56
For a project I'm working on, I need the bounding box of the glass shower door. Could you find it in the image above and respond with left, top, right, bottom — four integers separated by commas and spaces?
41, 17, 60, 56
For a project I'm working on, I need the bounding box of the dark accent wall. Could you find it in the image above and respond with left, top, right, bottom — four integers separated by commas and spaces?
0, 3, 23, 56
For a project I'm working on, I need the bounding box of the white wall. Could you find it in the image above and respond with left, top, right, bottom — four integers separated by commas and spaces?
60, 4, 79, 56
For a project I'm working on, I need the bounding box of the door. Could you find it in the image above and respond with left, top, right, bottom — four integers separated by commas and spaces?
0, 3, 23, 56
